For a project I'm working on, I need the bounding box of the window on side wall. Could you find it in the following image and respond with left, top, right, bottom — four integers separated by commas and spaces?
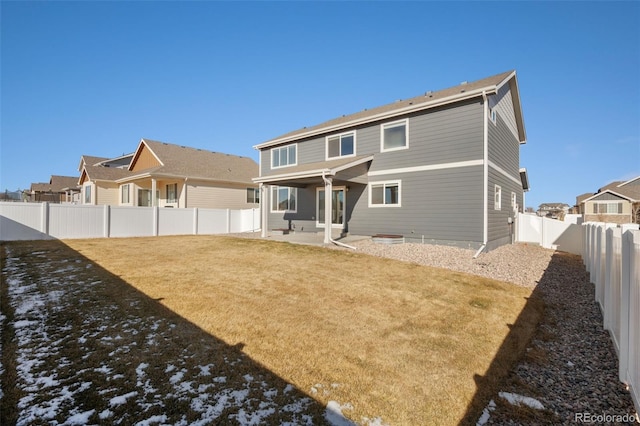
84, 185, 92, 204
166, 183, 177, 203
247, 188, 260, 204
494, 185, 502, 210
271, 144, 297, 169
381, 119, 408, 152
121, 184, 130, 204
327, 132, 355, 159
271, 186, 297, 212
369, 181, 401, 207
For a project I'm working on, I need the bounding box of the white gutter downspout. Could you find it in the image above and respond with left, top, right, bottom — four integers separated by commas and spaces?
321, 172, 356, 250
474, 90, 489, 258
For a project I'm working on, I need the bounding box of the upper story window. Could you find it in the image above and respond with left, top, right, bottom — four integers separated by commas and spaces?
381, 119, 408, 152
326, 132, 355, 159
490, 108, 497, 125
271, 144, 297, 169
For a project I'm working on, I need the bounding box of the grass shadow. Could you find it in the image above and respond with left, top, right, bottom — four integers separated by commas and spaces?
1, 239, 329, 425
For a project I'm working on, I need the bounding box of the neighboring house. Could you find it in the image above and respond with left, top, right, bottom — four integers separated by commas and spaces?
580, 177, 640, 224
253, 70, 529, 251
79, 154, 135, 205
572, 193, 594, 215
537, 203, 569, 219
28, 175, 81, 203
81, 139, 259, 209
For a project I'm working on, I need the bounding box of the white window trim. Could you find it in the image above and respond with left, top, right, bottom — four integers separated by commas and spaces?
246, 188, 260, 204
592, 202, 624, 215
325, 131, 356, 160
270, 186, 297, 213
121, 184, 131, 205
380, 119, 409, 153
165, 183, 178, 205
271, 144, 298, 169
368, 180, 402, 208
494, 185, 502, 210
84, 183, 93, 205
315, 186, 346, 228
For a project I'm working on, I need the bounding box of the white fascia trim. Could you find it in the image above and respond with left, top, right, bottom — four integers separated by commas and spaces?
367, 159, 483, 177
495, 71, 516, 91
254, 155, 374, 183
131, 139, 165, 171
583, 189, 636, 203
332, 155, 374, 174
254, 87, 498, 150
618, 176, 640, 187
253, 169, 331, 184
488, 161, 522, 186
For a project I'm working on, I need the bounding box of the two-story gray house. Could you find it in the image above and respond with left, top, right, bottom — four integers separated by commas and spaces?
253, 70, 529, 252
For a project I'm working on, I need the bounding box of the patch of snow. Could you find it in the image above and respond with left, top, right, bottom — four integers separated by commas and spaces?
64, 409, 96, 425
498, 391, 544, 410
325, 401, 356, 426
284, 384, 295, 393
99, 409, 113, 419
213, 376, 227, 383
136, 414, 168, 425
169, 369, 186, 384
476, 399, 496, 426
109, 391, 138, 407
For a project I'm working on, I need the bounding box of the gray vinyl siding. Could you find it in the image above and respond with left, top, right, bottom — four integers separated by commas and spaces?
487, 168, 521, 250
260, 99, 484, 175
350, 167, 484, 248
488, 105, 520, 177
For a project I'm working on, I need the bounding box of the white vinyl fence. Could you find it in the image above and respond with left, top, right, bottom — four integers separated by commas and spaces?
516, 213, 583, 255
0, 202, 260, 241
583, 222, 640, 414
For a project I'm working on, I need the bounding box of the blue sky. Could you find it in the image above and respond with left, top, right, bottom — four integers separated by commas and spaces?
1, 1, 638, 209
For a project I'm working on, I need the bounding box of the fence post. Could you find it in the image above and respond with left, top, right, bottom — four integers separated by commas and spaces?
41, 202, 50, 237
103, 205, 110, 238
226, 209, 231, 234
193, 208, 198, 235
153, 206, 159, 236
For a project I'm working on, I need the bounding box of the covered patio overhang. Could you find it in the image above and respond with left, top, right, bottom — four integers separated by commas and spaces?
253, 155, 373, 245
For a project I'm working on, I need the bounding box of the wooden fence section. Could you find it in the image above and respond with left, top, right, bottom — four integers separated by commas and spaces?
0, 202, 260, 241
583, 222, 640, 414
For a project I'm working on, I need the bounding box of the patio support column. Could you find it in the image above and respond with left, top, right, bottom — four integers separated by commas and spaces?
260, 184, 268, 238
324, 176, 332, 244
151, 178, 157, 207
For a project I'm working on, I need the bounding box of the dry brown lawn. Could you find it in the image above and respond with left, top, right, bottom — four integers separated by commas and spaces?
62, 235, 541, 425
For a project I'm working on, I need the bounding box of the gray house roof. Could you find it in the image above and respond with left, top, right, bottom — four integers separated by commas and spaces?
121, 139, 259, 185
255, 70, 526, 149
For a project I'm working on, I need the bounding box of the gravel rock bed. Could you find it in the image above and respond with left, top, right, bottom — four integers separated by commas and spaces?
346, 240, 553, 288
